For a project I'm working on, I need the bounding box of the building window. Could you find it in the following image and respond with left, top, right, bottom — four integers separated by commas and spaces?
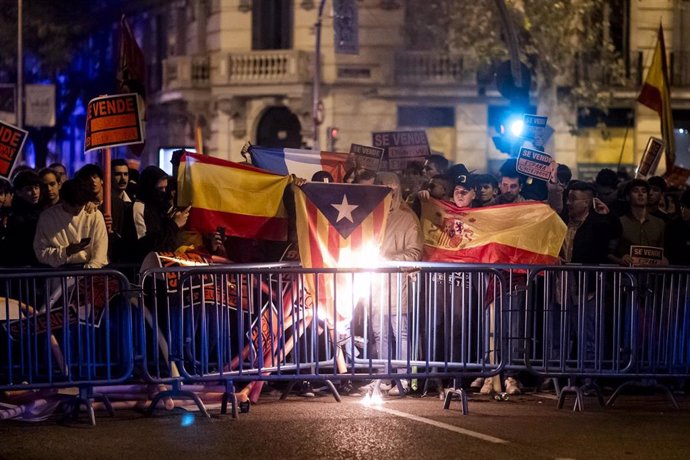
252, 1, 293, 50
397, 106, 455, 127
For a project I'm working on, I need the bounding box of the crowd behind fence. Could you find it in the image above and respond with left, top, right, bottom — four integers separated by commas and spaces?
1, 262, 688, 423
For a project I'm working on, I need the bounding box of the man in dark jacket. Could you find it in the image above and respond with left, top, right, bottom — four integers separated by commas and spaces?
133, 166, 189, 262
3, 170, 43, 266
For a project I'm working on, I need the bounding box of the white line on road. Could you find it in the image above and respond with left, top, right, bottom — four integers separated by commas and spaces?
370, 405, 509, 444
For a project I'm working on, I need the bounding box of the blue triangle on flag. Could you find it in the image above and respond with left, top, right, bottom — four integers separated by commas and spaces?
301, 183, 390, 239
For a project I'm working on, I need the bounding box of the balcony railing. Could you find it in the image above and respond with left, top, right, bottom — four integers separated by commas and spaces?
394, 52, 471, 85
213, 50, 313, 85
162, 56, 210, 90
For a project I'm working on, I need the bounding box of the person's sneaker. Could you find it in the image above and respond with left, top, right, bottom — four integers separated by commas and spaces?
480, 377, 495, 395
504, 377, 522, 395
299, 381, 315, 397
339, 381, 362, 397
388, 379, 410, 396
470, 378, 484, 389
362, 379, 392, 392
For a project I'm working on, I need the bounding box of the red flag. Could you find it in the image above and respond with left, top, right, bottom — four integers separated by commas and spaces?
117, 15, 146, 156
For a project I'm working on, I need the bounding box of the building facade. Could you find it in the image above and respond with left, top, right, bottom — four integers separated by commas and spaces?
137, 0, 690, 178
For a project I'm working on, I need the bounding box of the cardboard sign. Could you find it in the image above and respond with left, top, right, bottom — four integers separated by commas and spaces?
350, 143, 384, 171
630, 245, 663, 267
25, 84, 56, 127
516, 147, 554, 181
372, 130, 430, 171
0, 120, 28, 179
636, 137, 664, 178
84, 93, 144, 152
522, 114, 548, 146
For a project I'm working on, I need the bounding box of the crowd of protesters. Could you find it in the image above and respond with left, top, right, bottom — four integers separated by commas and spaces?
1, 153, 688, 398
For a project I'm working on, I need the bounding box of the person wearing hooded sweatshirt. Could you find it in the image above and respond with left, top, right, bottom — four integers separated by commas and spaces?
132, 166, 190, 262
3, 170, 43, 266
367, 172, 423, 396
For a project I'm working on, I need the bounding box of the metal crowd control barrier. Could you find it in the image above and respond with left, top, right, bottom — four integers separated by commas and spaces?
524, 265, 690, 411
136, 262, 507, 415
0, 268, 134, 424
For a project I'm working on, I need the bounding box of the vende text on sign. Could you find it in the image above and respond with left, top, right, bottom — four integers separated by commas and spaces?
84, 93, 144, 152
522, 114, 547, 145
372, 130, 430, 171
350, 143, 384, 171
0, 120, 28, 179
630, 245, 663, 267
516, 147, 553, 181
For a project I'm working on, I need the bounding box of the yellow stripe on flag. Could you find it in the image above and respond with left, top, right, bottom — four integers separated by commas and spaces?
421, 201, 566, 259
178, 156, 289, 218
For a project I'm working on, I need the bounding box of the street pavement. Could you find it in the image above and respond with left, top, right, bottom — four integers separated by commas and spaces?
1, 388, 689, 459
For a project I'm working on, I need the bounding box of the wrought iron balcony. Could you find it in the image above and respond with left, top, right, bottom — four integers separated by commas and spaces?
213, 50, 313, 85
671, 51, 690, 87
162, 56, 210, 90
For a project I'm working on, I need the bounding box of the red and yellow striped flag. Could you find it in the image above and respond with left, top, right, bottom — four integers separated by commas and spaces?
638, 24, 675, 171
177, 152, 290, 241
421, 200, 566, 265
292, 182, 391, 268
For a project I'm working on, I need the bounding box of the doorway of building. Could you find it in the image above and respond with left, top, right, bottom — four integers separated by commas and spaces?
256, 106, 302, 148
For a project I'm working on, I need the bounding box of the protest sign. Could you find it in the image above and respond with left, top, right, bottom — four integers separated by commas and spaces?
516, 147, 554, 181
630, 245, 664, 267
25, 84, 56, 127
0, 120, 28, 179
84, 93, 144, 152
636, 137, 664, 178
372, 130, 430, 170
522, 114, 547, 146
350, 143, 384, 171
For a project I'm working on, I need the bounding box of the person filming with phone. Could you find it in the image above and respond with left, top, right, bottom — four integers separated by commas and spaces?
33, 179, 109, 269
132, 166, 190, 262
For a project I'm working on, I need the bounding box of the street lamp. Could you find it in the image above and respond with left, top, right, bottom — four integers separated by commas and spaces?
17, 0, 23, 128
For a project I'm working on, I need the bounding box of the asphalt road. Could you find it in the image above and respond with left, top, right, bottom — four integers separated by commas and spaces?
1, 390, 689, 459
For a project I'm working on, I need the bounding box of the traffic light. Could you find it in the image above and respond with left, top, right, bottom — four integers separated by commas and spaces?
491, 104, 535, 155
327, 126, 339, 151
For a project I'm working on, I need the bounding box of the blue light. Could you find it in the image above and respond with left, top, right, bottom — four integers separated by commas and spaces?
181, 413, 195, 427
509, 119, 524, 137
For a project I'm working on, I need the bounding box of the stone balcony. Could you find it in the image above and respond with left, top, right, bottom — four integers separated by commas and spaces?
162, 55, 211, 91
211, 50, 314, 86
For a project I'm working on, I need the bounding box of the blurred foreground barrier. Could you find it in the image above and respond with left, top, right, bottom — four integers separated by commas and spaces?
0, 268, 133, 424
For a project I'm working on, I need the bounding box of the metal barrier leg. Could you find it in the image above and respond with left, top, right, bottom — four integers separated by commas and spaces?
323, 380, 342, 403
146, 381, 210, 418
557, 378, 585, 412
443, 386, 469, 415
221, 381, 238, 418
280, 381, 298, 400
442, 378, 469, 415
607, 380, 680, 410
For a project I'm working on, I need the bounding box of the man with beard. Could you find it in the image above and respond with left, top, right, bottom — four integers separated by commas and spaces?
108, 159, 138, 263
133, 166, 190, 262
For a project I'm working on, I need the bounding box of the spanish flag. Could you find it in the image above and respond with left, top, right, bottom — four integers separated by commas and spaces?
638, 25, 675, 171
177, 152, 290, 241
421, 200, 566, 265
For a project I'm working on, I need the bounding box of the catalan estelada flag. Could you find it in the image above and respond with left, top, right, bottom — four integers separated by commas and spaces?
247, 145, 349, 182
177, 152, 290, 241
638, 24, 675, 171
293, 182, 392, 268
421, 200, 566, 265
